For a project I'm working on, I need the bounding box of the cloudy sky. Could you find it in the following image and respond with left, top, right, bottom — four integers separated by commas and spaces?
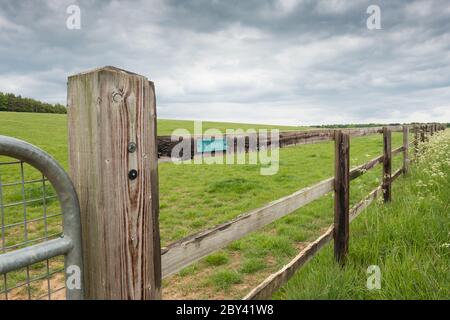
0, 0, 449, 125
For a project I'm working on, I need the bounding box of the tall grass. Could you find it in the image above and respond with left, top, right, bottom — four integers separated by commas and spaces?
276, 130, 450, 300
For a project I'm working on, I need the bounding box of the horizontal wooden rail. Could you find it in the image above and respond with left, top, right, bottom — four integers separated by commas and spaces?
349, 155, 384, 180
392, 146, 404, 157
244, 184, 383, 300
243, 225, 334, 300
158, 125, 406, 159
349, 185, 383, 222
161, 177, 334, 278
349, 147, 402, 182
392, 168, 403, 182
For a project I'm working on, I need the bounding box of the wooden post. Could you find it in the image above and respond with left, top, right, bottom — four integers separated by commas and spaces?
67, 67, 161, 299
403, 126, 409, 175
334, 131, 350, 265
383, 127, 392, 203
413, 126, 419, 157
420, 125, 426, 143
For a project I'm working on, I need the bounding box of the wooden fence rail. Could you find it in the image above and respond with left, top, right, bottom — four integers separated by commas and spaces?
157, 126, 405, 160
161, 177, 334, 278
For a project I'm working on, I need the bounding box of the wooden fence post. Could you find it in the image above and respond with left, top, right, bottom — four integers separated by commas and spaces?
334, 131, 350, 265
403, 126, 409, 175
383, 127, 392, 203
420, 125, 426, 143
67, 67, 161, 299
413, 125, 419, 158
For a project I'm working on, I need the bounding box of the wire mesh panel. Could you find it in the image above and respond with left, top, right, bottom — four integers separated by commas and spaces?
0, 159, 65, 299
0, 136, 83, 300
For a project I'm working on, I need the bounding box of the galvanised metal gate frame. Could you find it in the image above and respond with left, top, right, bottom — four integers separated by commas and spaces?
0, 135, 83, 300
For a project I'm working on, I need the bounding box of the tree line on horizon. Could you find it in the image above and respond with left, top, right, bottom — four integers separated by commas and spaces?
311, 122, 450, 128
0, 92, 67, 114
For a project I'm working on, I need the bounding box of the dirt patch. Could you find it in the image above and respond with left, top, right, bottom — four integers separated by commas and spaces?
162, 241, 312, 300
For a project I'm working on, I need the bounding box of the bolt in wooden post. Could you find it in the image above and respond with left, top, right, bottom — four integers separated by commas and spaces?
334, 131, 350, 265
67, 67, 161, 299
403, 126, 409, 175
383, 127, 392, 203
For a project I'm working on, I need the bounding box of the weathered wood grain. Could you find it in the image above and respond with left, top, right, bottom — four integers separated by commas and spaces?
67, 66, 161, 299
349, 155, 384, 181
383, 127, 392, 203
161, 177, 334, 278
334, 131, 350, 265
414, 126, 419, 158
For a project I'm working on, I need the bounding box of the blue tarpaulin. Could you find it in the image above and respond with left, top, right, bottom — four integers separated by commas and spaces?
197, 138, 228, 153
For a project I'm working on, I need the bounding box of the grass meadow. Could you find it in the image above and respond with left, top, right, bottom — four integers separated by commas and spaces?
1, 111, 446, 300
276, 130, 450, 300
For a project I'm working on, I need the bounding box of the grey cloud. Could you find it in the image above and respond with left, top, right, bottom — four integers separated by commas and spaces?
0, 0, 449, 125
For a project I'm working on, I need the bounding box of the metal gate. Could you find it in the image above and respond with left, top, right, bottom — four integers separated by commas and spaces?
0, 135, 83, 300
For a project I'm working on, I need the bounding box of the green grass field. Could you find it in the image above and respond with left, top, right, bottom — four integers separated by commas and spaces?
1, 111, 446, 300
